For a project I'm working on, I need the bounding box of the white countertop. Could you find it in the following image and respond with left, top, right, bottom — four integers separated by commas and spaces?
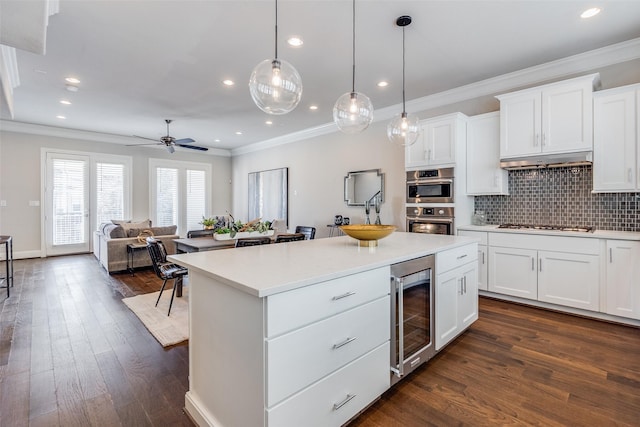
167, 232, 476, 297
457, 224, 640, 241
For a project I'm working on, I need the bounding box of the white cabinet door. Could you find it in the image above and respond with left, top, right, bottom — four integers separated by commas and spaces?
488, 246, 538, 299
406, 113, 465, 169
405, 131, 428, 169
466, 112, 509, 195
537, 251, 600, 311
424, 116, 457, 167
459, 263, 479, 329
593, 87, 637, 192
498, 75, 596, 159
477, 244, 488, 291
605, 240, 640, 320
499, 91, 541, 158
435, 268, 460, 351
435, 261, 478, 351
542, 79, 593, 154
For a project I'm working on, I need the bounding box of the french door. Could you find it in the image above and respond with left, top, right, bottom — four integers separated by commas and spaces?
44, 153, 90, 255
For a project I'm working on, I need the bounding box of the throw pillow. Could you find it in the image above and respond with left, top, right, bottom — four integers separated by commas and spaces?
121, 219, 151, 234
111, 219, 131, 225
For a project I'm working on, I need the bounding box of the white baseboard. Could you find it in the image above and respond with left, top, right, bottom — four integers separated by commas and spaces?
0, 249, 42, 261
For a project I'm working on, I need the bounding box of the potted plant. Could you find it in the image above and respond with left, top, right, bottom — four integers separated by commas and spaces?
199, 216, 217, 230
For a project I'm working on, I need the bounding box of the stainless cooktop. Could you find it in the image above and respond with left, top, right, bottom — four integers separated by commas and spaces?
498, 224, 594, 233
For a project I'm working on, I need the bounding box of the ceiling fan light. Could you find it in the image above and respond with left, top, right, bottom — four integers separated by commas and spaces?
333, 91, 374, 134
249, 58, 303, 115
167, 145, 175, 154
387, 111, 420, 146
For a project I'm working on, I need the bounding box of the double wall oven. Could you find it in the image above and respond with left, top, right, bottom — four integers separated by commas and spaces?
406, 167, 455, 236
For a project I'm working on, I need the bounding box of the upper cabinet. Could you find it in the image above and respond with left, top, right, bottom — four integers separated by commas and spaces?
497, 74, 599, 159
406, 112, 467, 169
466, 112, 508, 195
593, 83, 640, 193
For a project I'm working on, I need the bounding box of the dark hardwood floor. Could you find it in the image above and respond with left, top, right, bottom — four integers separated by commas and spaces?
1, 254, 639, 426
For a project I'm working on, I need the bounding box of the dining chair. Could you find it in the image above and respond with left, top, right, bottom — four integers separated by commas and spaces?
235, 237, 272, 247
146, 237, 188, 316
274, 233, 306, 243
295, 226, 316, 240
187, 229, 215, 238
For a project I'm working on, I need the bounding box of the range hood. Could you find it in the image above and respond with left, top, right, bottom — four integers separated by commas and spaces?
500, 151, 593, 170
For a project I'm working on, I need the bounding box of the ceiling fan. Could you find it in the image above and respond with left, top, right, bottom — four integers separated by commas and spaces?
129, 119, 208, 153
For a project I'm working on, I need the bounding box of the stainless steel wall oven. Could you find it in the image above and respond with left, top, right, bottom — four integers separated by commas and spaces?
406, 206, 455, 235
406, 168, 454, 204
390, 254, 436, 385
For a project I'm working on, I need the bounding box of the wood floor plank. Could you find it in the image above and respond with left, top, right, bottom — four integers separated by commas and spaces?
2, 255, 639, 426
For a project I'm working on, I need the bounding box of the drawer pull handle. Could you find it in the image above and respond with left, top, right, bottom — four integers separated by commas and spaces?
332, 337, 357, 350
456, 254, 468, 260
333, 393, 356, 411
332, 291, 356, 301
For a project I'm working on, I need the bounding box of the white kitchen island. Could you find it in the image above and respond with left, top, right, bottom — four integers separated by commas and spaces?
168, 232, 477, 427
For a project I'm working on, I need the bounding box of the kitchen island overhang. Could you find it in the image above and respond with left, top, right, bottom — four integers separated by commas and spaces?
168, 232, 477, 297
167, 232, 479, 427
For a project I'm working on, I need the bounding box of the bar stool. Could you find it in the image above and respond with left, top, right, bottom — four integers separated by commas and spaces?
0, 236, 14, 298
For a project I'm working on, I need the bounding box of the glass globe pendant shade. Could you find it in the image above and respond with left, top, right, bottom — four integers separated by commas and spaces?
249, 58, 303, 115
333, 91, 374, 134
387, 111, 420, 146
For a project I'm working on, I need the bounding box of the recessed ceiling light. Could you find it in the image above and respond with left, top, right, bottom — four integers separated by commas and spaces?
56, 115, 66, 119
309, 105, 318, 110
65, 84, 79, 92
59, 99, 72, 105
235, 131, 242, 135
287, 37, 303, 47
265, 120, 273, 125
222, 79, 234, 86
214, 139, 221, 143
65, 77, 80, 84
377, 81, 389, 87
581, 7, 601, 18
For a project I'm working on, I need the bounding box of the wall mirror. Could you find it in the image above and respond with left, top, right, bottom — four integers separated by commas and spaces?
248, 167, 288, 225
344, 169, 384, 206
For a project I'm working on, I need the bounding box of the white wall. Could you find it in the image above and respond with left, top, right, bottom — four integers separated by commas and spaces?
232, 120, 406, 238
0, 130, 232, 258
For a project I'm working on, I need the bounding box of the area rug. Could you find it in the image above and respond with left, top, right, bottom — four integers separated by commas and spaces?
123, 288, 189, 347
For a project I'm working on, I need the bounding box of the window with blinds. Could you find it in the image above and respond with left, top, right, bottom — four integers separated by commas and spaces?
96, 162, 125, 230
150, 159, 211, 235
52, 158, 86, 245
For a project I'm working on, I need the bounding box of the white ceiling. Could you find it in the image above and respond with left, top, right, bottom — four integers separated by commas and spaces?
2, 0, 640, 153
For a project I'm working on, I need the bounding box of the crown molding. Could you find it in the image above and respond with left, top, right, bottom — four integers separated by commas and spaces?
0, 120, 232, 157
233, 37, 640, 156
0, 46, 20, 118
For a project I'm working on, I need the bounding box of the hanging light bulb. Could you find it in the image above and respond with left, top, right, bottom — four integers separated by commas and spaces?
387, 15, 420, 146
333, 0, 374, 134
249, 0, 303, 115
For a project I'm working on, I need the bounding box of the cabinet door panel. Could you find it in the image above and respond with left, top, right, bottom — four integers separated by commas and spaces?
426, 119, 456, 166
488, 247, 538, 299
606, 240, 640, 319
500, 92, 541, 158
593, 89, 636, 191
435, 268, 460, 350
467, 112, 508, 195
542, 81, 592, 153
459, 264, 479, 328
537, 251, 599, 311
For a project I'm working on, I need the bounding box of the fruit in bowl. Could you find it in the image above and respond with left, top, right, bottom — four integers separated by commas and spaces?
339, 224, 396, 247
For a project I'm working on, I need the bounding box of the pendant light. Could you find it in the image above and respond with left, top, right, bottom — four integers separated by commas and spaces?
387, 15, 420, 146
249, 0, 303, 115
333, 0, 374, 134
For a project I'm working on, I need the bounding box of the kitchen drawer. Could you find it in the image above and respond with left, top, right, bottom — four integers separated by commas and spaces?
458, 230, 488, 245
436, 243, 478, 274
266, 266, 389, 337
266, 296, 389, 406
488, 232, 599, 254
266, 342, 390, 427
